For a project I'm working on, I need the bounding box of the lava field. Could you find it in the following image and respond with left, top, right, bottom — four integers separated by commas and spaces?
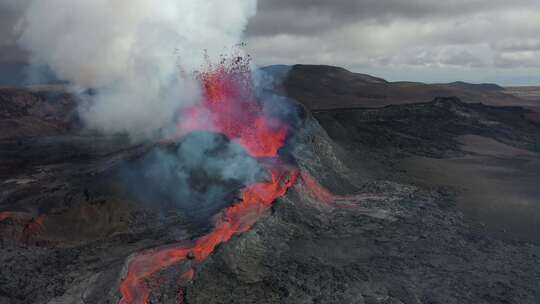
1, 65, 540, 304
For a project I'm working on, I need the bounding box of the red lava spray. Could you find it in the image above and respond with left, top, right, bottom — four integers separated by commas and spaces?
118, 57, 298, 304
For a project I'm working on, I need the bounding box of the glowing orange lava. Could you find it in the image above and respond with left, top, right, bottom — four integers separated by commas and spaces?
119, 167, 298, 304
177, 57, 288, 158
119, 57, 297, 304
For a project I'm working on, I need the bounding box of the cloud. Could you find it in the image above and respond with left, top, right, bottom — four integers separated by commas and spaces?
247, 0, 536, 37
245, 0, 540, 83
1, 0, 540, 84
495, 51, 540, 68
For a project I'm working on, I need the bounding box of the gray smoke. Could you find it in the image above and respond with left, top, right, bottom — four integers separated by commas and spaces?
13, 1, 303, 221
122, 132, 267, 221
17, 0, 258, 139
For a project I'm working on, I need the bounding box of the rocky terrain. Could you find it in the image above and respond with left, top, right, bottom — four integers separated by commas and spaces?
0, 85, 78, 140
314, 98, 540, 243
1, 66, 540, 304
184, 111, 540, 304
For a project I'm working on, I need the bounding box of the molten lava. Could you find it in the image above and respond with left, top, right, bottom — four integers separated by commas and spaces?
119, 167, 298, 304
118, 54, 369, 303
177, 57, 288, 158
119, 57, 297, 304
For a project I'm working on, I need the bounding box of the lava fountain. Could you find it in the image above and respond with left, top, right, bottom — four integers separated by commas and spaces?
117, 55, 362, 304
118, 57, 298, 304
177, 56, 288, 158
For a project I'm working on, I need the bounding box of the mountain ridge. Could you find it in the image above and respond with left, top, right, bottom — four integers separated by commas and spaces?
262, 64, 522, 110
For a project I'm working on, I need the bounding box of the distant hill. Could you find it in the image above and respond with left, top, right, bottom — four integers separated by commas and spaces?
0, 63, 536, 140
263, 64, 521, 110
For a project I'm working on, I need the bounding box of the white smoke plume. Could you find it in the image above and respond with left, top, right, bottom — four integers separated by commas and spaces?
17, 0, 258, 138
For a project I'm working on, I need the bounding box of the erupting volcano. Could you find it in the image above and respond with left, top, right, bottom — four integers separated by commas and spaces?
119, 57, 300, 304
177, 56, 288, 158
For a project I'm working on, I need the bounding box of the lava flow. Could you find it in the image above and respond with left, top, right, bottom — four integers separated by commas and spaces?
119, 57, 298, 304
119, 166, 298, 304
300, 171, 384, 209
300, 172, 336, 205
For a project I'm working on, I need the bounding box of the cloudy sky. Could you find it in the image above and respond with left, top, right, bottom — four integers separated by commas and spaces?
2, 0, 540, 85
245, 0, 540, 85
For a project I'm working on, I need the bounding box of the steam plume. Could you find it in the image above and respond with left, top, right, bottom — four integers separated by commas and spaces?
17, 0, 258, 138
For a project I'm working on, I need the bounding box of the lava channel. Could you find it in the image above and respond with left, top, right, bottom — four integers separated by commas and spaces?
119, 166, 298, 304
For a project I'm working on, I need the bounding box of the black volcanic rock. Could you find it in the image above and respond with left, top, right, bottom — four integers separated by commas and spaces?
314, 96, 540, 158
